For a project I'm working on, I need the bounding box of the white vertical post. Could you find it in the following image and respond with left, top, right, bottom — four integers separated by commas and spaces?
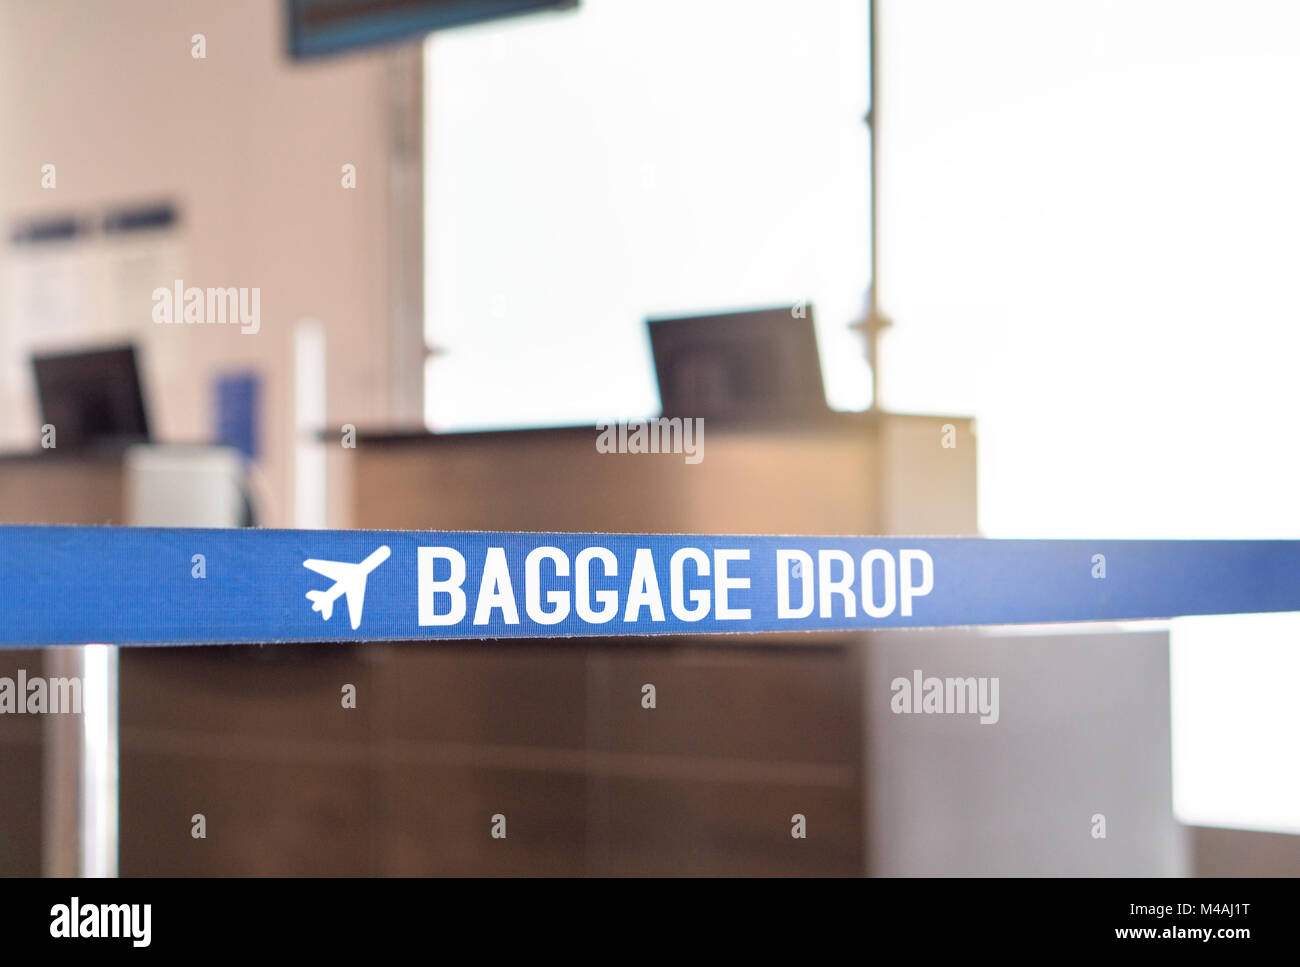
295, 319, 328, 530
80, 643, 118, 877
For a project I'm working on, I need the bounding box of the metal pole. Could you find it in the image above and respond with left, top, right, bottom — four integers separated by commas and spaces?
80, 644, 118, 877
858, 0, 892, 409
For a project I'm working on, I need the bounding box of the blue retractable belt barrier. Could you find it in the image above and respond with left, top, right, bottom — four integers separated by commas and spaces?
2, 525, 1298, 646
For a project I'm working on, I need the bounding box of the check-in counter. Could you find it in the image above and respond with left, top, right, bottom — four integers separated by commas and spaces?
330, 412, 978, 874
0, 420, 1194, 876
2, 415, 981, 875
335, 415, 1185, 876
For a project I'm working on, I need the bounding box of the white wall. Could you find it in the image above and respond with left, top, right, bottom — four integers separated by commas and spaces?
0, 0, 405, 526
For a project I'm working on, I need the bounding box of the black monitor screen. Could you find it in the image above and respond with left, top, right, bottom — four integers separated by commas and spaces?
288, 0, 577, 58
32, 345, 150, 450
648, 307, 828, 425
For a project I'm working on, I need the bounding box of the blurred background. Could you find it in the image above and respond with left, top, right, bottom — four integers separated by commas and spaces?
0, 0, 1298, 876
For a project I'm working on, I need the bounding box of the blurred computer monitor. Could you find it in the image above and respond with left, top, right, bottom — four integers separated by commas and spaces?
647, 306, 828, 423
32, 344, 150, 449
287, 0, 578, 58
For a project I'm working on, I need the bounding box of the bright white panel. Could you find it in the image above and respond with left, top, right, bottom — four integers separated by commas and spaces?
876, 0, 1300, 835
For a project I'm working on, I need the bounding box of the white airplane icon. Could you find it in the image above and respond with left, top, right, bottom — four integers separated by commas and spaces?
302, 545, 391, 631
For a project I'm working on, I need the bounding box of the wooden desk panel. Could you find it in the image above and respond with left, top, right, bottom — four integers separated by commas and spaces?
0, 452, 124, 525
348, 414, 975, 536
